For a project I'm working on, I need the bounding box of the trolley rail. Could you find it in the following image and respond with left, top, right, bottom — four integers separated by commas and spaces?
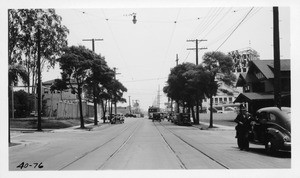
154, 121, 229, 169
59, 120, 141, 170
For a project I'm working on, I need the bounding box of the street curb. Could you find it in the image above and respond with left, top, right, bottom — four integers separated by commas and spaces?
192, 122, 234, 131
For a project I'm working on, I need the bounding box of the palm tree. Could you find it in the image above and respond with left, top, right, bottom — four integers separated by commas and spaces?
9, 63, 28, 86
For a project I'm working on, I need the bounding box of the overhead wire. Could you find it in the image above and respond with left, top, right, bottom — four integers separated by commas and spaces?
183, 7, 223, 63
157, 8, 181, 78
201, 7, 233, 39
215, 7, 254, 51
101, 9, 134, 81
194, 7, 224, 39
187, 7, 215, 40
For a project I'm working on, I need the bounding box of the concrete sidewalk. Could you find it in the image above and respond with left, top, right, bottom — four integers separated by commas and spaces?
192, 122, 235, 131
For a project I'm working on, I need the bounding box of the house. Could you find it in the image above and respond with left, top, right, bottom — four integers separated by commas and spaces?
234, 59, 291, 114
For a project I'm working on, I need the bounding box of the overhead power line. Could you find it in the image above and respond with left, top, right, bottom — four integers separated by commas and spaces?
215, 7, 254, 51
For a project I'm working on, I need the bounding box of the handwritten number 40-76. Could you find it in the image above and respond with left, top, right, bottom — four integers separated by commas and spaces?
16, 162, 43, 169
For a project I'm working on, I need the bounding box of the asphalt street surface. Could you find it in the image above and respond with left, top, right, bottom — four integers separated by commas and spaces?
9, 117, 291, 170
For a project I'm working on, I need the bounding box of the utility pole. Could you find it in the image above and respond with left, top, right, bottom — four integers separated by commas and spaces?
187, 39, 207, 124
128, 96, 131, 114
113, 67, 120, 115
187, 39, 207, 65
176, 54, 179, 66
82, 38, 103, 125
273, 7, 281, 109
172, 54, 180, 113
157, 85, 161, 109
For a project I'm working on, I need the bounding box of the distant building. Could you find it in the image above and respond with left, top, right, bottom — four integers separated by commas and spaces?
42, 79, 96, 118
200, 48, 260, 113
228, 47, 260, 73
234, 59, 291, 114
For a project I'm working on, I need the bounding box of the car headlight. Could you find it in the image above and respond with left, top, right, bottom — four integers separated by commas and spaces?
283, 135, 291, 142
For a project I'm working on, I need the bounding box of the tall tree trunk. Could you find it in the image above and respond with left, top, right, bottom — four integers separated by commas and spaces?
93, 84, 98, 125
209, 96, 213, 128
78, 87, 84, 129
196, 91, 200, 125
176, 100, 179, 113
110, 99, 113, 121
191, 106, 195, 124
100, 99, 106, 123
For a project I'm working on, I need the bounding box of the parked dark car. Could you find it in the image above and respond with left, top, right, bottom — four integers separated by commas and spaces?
173, 113, 191, 126
111, 114, 124, 124
236, 107, 291, 153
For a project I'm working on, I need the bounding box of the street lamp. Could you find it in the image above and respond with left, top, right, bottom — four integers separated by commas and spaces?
132, 13, 137, 24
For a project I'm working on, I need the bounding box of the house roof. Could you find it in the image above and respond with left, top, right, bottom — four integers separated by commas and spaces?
234, 92, 290, 103
43, 79, 77, 85
234, 92, 274, 103
250, 59, 290, 79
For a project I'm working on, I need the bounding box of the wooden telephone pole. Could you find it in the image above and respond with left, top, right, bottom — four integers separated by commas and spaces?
273, 7, 281, 109
187, 39, 207, 124
82, 38, 103, 125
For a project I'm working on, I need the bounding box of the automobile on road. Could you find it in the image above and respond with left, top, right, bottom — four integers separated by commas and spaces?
236, 107, 291, 153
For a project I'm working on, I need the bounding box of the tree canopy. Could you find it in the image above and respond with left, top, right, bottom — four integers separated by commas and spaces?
8, 9, 69, 91
57, 45, 94, 128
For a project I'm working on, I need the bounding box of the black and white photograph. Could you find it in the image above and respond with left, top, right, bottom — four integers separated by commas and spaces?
1, 0, 299, 178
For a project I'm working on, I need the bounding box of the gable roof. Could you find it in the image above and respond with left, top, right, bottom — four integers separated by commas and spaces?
234, 92, 274, 103
250, 59, 290, 79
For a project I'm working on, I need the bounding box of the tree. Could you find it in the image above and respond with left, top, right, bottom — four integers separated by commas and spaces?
8, 9, 69, 93
164, 63, 193, 113
57, 45, 94, 129
85, 56, 114, 125
9, 63, 28, 87
106, 79, 127, 116
201, 51, 236, 128
164, 63, 210, 124
50, 79, 68, 100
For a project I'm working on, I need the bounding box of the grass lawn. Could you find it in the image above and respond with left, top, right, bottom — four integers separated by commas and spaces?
10, 117, 94, 129
198, 112, 237, 127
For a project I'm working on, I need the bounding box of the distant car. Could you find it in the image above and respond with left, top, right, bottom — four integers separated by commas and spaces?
111, 114, 124, 124
247, 107, 291, 153
223, 107, 236, 114
125, 113, 136, 118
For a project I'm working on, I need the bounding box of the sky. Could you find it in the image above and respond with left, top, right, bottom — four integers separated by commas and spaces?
40, 6, 290, 111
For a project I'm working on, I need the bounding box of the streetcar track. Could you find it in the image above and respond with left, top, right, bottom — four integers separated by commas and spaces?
58, 120, 140, 170
153, 122, 187, 169
96, 120, 142, 170
155, 121, 229, 169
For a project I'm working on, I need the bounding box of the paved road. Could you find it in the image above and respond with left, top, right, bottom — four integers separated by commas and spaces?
9, 117, 290, 170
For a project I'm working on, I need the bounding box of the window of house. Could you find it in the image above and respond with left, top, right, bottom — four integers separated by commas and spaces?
229, 97, 232, 103
219, 98, 223, 103
224, 97, 227, 103
215, 98, 218, 103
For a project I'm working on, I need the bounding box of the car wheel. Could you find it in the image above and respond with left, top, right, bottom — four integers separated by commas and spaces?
265, 137, 277, 154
